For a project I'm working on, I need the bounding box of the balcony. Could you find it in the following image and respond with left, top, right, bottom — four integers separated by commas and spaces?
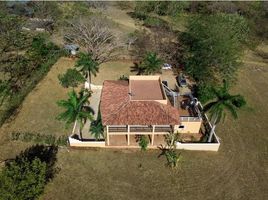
107, 125, 172, 134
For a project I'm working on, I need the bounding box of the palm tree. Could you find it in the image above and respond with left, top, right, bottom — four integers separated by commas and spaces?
140, 52, 163, 75
57, 89, 94, 139
203, 80, 246, 142
75, 52, 99, 91
90, 120, 103, 141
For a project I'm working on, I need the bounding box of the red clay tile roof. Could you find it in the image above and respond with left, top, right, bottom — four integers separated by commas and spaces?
100, 80, 180, 125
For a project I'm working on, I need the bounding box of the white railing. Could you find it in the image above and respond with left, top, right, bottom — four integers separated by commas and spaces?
180, 116, 202, 122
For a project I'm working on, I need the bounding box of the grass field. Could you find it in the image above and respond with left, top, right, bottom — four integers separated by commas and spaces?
0, 5, 267, 200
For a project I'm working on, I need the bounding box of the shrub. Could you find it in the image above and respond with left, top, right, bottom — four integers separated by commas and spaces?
129, 11, 148, 20
0, 157, 47, 200
119, 75, 129, 81
143, 17, 168, 29
139, 135, 149, 151
165, 150, 182, 169
58, 68, 85, 88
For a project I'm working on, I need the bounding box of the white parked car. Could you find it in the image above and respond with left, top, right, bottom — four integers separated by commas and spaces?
162, 63, 172, 70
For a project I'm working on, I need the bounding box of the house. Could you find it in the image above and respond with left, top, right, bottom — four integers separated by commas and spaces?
99, 75, 203, 147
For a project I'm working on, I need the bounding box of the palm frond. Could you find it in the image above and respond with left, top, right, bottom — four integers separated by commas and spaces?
203, 101, 218, 112
224, 102, 238, 119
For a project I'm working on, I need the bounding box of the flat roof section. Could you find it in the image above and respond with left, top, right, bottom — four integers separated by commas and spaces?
130, 80, 165, 100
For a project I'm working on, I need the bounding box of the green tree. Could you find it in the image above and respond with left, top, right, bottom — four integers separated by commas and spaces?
140, 52, 163, 75
203, 80, 246, 142
58, 68, 85, 88
57, 89, 94, 139
75, 53, 99, 91
0, 158, 46, 200
0, 12, 25, 54
184, 14, 249, 102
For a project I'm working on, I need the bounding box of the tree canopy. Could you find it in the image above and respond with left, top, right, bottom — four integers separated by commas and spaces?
203, 80, 246, 124
140, 52, 163, 75
183, 13, 249, 102
58, 68, 85, 88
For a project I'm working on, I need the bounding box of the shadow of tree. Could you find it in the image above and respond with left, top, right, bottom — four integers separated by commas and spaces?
130, 61, 144, 75
13, 144, 59, 182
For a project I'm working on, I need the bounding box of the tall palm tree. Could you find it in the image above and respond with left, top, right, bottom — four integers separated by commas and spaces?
203, 80, 246, 142
75, 52, 99, 91
140, 52, 163, 75
57, 89, 94, 139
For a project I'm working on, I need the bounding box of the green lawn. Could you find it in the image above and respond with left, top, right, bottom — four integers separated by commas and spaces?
92, 60, 136, 85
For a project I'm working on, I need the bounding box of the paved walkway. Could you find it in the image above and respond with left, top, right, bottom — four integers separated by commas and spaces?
73, 88, 102, 140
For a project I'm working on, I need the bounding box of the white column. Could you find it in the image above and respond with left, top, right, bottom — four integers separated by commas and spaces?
152, 125, 155, 146
106, 126, 109, 145
127, 125, 130, 145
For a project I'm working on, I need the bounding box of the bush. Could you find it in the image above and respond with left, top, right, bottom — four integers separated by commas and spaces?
11, 132, 68, 146
58, 68, 85, 88
129, 11, 148, 20
164, 150, 182, 169
139, 135, 149, 151
143, 17, 168, 29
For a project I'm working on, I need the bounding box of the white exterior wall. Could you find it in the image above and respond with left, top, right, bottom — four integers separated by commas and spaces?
174, 121, 202, 134
69, 137, 105, 147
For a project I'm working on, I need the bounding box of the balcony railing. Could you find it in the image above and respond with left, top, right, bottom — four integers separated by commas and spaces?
108, 125, 172, 133
155, 126, 172, 132
130, 126, 153, 132
108, 126, 127, 132
180, 116, 202, 122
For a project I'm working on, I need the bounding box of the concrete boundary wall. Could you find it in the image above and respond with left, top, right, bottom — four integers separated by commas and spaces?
69, 137, 105, 147
85, 82, 103, 89
176, 133, 220, 151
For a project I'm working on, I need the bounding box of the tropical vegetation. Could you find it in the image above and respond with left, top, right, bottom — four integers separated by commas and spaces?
203, 80, 246, 142
75, 53, 99, 91
57, 89, 94, 139
138, 135, 149, 151
58, 68, 85, 88
159, 132, 182, 169
0, 145, 58, 200
183, 13, 249, 103
139, 52, 163, 75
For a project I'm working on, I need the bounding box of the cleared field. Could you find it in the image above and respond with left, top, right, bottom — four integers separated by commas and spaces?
92, 60, 136, 85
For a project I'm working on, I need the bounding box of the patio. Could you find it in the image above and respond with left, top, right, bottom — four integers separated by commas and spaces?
107, 134, 166, 148
73, 87, 103, 140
